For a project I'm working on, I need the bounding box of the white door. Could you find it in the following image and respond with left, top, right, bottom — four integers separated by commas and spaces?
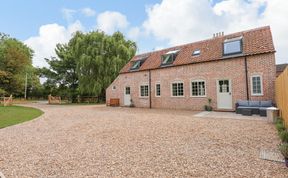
124, 86, 131, 106
217, 79, 232, 109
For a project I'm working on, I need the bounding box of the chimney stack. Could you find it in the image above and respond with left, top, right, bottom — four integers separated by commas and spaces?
213, 32, 224, 38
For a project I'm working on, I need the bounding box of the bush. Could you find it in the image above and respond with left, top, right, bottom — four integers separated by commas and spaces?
204, 98, 212, 111
280, 130, 288, 143
279, 143, 288, 158
204, 105, 212, 111
276, 117, 284, 125
276, 118, 285, 132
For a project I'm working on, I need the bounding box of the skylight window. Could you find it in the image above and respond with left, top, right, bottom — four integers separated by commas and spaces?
161, 49, 180, 66
192, 49, 201, 56
223, 36, 243, 56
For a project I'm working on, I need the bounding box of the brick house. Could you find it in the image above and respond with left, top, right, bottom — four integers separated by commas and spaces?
106, 26, 276, 110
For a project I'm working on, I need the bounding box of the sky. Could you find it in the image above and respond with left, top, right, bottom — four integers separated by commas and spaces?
0, 0, 287, 67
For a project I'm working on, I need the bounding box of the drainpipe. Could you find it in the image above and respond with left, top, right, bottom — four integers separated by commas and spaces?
149, 70, 152, 109
244, 57, 249, 100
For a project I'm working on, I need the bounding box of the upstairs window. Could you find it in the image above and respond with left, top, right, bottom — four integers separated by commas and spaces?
130, 60, 142, 70
130, 56, 149, 71
161, 50, 180, 66
192, 49, 201, 56
223, 37, 243, 56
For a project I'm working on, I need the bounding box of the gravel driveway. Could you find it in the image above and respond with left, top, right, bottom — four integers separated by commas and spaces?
0, 104, 287, 177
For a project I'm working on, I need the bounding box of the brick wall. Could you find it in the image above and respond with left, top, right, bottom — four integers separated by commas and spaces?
106, 53, 276, 110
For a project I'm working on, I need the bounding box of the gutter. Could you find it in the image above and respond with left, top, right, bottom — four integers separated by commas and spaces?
149, 70, 152, 109
244, 57, 249, 100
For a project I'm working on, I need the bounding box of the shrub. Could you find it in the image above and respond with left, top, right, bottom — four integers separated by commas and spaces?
276, 118, 286, 133
279, 143, 288, 158
280, 130, 288, 143
276, 117, 284, 125
204, 98, 212, 111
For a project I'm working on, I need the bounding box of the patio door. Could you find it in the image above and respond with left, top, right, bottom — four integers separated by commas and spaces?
217, 79, 232, 109
124, 86, 131, 106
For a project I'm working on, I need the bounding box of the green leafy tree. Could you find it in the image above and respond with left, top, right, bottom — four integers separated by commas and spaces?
42, 31, 136, 102
0, 34, 38, 97
76, 31, 136, 98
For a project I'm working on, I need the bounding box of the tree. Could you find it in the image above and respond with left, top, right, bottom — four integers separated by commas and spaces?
42, 31, 136, 102
76, 31, 136, 98
0, 34, 37, 96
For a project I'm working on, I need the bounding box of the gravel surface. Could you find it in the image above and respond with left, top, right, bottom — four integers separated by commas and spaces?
0, 103, 287, 177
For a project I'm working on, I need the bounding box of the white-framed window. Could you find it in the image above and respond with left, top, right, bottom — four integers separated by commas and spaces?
112, 86, 116, 90
191, 80, 206, 97
171, 82, 184, 97
140, 85, 149, 97
251, 75, 263, 96
155, 83, 161, 97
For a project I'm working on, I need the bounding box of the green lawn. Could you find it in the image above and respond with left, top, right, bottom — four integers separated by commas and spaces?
0, 105, 43, 129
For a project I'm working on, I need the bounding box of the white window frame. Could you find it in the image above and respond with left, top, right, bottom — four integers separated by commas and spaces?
251, 75, 263, 96
112, 86, 116, 90
155, 82, 161, 97
190, 80, 206, 97
139, 84, 149, 98
171, 81, 184, 97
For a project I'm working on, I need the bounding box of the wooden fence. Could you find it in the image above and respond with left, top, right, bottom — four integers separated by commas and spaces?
275, 67, 288, 127
0, 95, 13, 106
48, 95, 61, 104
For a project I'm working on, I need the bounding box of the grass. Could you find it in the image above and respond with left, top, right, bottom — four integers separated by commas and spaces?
0, 105, 43, 129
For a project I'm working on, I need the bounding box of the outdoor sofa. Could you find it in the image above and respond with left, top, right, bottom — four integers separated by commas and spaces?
235, 100, 273, 116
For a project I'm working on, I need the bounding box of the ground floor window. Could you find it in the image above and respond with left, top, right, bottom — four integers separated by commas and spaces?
191, 80, 206, 96
172, 82, 184, 96
140, 85, 149, 97
125, 87, 130, 95
251, 75, 263, 95
155, 83, 161, 97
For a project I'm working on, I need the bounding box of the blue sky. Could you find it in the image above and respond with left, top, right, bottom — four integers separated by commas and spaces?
0, 0, 287, 66
0, 0, 159, 39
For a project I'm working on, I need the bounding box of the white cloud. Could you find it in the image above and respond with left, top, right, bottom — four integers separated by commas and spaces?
24, 21, 84, 67
81, 8, 96, 17
96, 11, 129, 34
62, 8, 77, 22
127, 27, 141, 40
143, 0, 288, 64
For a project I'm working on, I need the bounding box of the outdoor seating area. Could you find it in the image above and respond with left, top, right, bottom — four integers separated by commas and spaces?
236, 100, 273, 117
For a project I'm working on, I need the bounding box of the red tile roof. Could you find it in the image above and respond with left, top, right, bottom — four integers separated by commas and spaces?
120, 26, 275, 73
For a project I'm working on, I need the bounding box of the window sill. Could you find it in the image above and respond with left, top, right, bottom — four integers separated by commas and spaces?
190, 95, 207, 98
171, 96, 185, 98
139, 96, 149, 99
251, 94, 264, 96
155, 96, 161, 97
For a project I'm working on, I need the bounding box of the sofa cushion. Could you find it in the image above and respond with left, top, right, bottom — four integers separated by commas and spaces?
260, 100, 272, 107
249, 101, 260, 107
238, 106, 259, 109
237, 100, 249, 106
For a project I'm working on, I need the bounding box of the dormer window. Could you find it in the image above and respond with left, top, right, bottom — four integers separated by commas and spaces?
192, 49, 201, 56
223, 36, 243, 56
130, 60, 142, 70
161, 49, 180, 66
130, 56, 148, 70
